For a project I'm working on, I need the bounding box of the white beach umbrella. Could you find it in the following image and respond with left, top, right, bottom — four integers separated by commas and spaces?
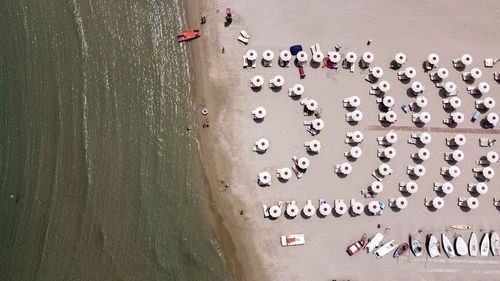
441, 182, 454, 194
352, 131, 364, 143
362, 51, 374, 63
349, 96, 361, 107
448, 165, 461, 178
378, 163, 392, 176
437, 67, 449, 79
256, 138, 269, 151
335, 202, 348, 215
312, 52, 324, 63
263, 50, 274, 61
428, 53, 440, 65
368, 201, 381, 214
444, 82, 457, 93
383, 147, 397, 159
382, 96, 395, 108
416, 96, 428, 108
271, 75, 284, 87
411, 81, 424, 93
483, 97, 495, 109
312, 119, 324, 130
476, 183, 488, 194
487, 113, 498, 125
451, 112, 464, 124
432, 197, 445, 209
405, 67, 417, 78
292, 84, 305, 96
413, 165, 426, 177
395, 197, 408, 209
417, 112, 431, 123
487, 151, 498, 163
306, 99, 319, 111
482, 167, 495, 179
309, 140, 321, 152
349, 147, 362, 158
478, 82, 490, 94
395, 52, 407, 64
319, 203, 332, 216
452, 150, 464, 162
385, 111, 398, 123
258, 171, 271, 185
296, 51, 308, 63
346, 51, 357, 63
351, 202, 364, 215
350, 110, 363, 122
461, 54, 473, 65
371, 66, 384, 78
297, 157, 310, 169
467, 197, 479, 209
246, 49, 257, 61
328, 51, 341, 63
269, 205, 281, 218
253, 107, 266, 119
419, 133, 432, 144
302, 204, 315, 217
377, 80, 391, 92
386, 131, 398, 144
278, 168, 292, 180
470, 68, 482, 79
405, 181, 418, 194
453, 134, 466, 146
279, 50, 291, 62
418, 148, 430, 160
340, 163, 353, 175
251, 75, 264, 87
449, 97, 462, 109
286, 204, 298, 217
370, 181, 384, 194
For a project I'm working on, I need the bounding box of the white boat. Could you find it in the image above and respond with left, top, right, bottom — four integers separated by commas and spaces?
410, 233, 423, 257
366, 232, 384, 253
280, 234, 305, 247
375, 240, 398, 259
442, 233, 456, 258
480, 232, 490, 256
427, 234, 441, 258
455, 236, 468, 256
469, 232, 478, 257
490, 232, 500, 256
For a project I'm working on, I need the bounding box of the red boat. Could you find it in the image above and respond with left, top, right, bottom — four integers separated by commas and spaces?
176, 29, 200, 42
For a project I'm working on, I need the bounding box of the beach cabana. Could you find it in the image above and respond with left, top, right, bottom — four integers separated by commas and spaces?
379, 111, 397, 123
486, 151, 499, 163
346, 131, 364, 144
246, 49, 257, 61
412, 112, 431, 124
370, 181, 384, 194
250, 75, 264, 88
312, 119, 324, 131
418, 132, 432, 144
475, 97, 495, 110
447, 134, 466, 146
378, 147, 396, 159
296, 51, 308, 65
254, 138, 269, 152
288, 84, 304, 96
306, 99, 319, 111
335, 162, 353, 175
399, 181, 418, 194
346, 110, 363, 122
343, 96, 361, 108
319, 202, 332, 217
297, 157, 310, 170
368, 201, 382, 215
425, 197, 444, 209
328, 51, 341, 63
412, 148, 430, 161
441, 165, 461, 178
474, 167, 495, 180
458, 197, 478, 209
269, 205, 281, 218
463, 67, 482, 81
286, 204, 298, 217
389, 197, 408, 209
444, 82, 457, 95
279, 50, 292, 66
252, 107, 266, 119
351, 201, 364, 215
381, 96, 395, 109
305, 140, 321, 153
277, 168, 292, 180
334, 200, 348, 215
269, 75, 284, 88
430, 67, 449, 81
399, 67, 416, 80
434, 182, 454, 194
345, 146, 362, 159
302, 201, 315, 217
312, 52, 324, 63
443, 97, 462, 110
262, 50, 274, 66
361, 52, 374, 67
445, 150, 464, 162
370, 66, 384, 78
378, 164, 392, 176
453, 54, 473, 67
407, 164, 426, 177
486, 112, 498, 127
258, 171, 271, 186
411, 81, 425, 95
426, 53, 440, 69
468, 182, 488, 195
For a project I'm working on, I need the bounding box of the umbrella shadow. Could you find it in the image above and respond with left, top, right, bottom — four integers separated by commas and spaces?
438, 89, 449, 98
378, 104, 390, 112
413, 122, 426, 129
459, 206, 472, 213
363, 205, 375, 216
453, 64, 466, 72
379, 120, 392, 127
425, 205, 439, 212
336, 172, 348, 179
421, 61, 430, 73
411, 157, 424, 164
400, 78, 411, 85
390, 206, 402, 213
300, 211, 312, 219
345, 107, 357, 113
346, 156, 358, 162
290, 95, 302, 101
442, 106, 456, 114
477, 156, 488, 166
347, 120, 361, 126
253, 118, 264, 124
405, 88, 416, 98
270, 86, 282, 93
444, 121, 458, 129
441, 174, 454, 181
277, 177, 289, 184
407, 173, 420, 181
284, 213, 296, 220
379, 157, 391, 164
358, 60, 369, 69
306, 150, 318, 156
412, 106, 422, 113
251, 86, 262, 93
316, 209, 329, 218
463, 78, 475, 85
309, 60, 321, 69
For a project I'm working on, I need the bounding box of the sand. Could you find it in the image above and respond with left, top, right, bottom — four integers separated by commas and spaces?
188, 0, 500, 280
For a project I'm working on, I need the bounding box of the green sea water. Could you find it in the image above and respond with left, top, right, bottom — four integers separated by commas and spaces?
0, 0, 232, 280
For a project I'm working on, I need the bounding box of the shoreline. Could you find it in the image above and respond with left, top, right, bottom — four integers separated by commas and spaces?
181, 0, 268, 280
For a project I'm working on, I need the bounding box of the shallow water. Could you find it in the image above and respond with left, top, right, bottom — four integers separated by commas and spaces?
0, 1, 231, 280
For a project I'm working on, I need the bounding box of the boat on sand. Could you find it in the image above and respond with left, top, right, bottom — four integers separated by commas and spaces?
490, 231, 499, 256
480, 232, 490, 256
410, 233, 423, 257
455, 236, 468, 256
393, 243, 409, 258
375, 240, 398, 259
469, 232, 478, 257
442, 233, 456, 258
427, 234, 441, 258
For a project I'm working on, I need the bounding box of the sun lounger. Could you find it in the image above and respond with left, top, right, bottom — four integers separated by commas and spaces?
480, 138, 495, 147
262, 204, 269, 218
237, 35, 249, 44
494, 198, 500, 207
240, 30, 250, 39
315, 43, 321, 52
251, 59, 256, 68
484, 58, 497, 67
291, 165, 303, 179
243, 56, 248, 68
303, 120, 312, 126
494, 72, 500, 81
407, 138, 417, 145
371, 172, 382, 181
365, 74, 377, 83
424, 198, 431, 207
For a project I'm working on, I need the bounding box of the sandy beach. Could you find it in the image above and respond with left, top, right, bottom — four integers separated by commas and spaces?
188, 1, 500, 280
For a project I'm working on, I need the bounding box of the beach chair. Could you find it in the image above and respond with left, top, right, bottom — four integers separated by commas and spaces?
242, 56, 248, 68
480, 138, 495, 147
307, 199, 312, 206
262, 204, 269, 218
433, 182, 443, 191
494, 198, 500, 207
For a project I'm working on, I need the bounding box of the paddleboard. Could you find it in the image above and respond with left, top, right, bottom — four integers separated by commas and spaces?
427, 234, 440, 258
455, 236, 468, 256
442, 233, 455, 258
481, 232, 490, 256
469, 232, 478, 257
490, 232, 499, 256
